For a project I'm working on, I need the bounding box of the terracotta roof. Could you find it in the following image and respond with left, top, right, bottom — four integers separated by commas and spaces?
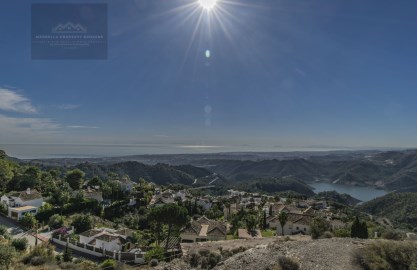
182, 216, 227, 237
8, 189, 43, 201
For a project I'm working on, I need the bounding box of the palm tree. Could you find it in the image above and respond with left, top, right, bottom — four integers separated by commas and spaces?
278, 212, 288, 236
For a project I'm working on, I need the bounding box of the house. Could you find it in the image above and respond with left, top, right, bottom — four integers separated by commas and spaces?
237, 229, 263, 239
1, 188, 44, 220
7, 206, 38, 220
274, 213, 313, 236
180, 216, 227, 243
79, 227, 134, 252
1, 188, 43, 208
149, 193, 175, 207
115, 177, 135, 193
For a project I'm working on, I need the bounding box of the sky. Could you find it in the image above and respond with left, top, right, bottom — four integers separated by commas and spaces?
1, 0, 417, 157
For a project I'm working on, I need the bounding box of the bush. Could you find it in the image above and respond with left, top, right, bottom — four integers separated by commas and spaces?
381, 230, 403, 240
0, 243, 16, 270
22, 243, 54, 265
221, 249, 233, 259
144, 246, 165, 262
231, 246, 247, 254
189, 252, 200, 267
198, 248, 210, 257
353, 240, 417, 270
11, 238, 28, 251
310, 217, 330, 239
150, 259, 159, 267
20, 213, 36, 230
71, 214, 93, 234
100, 259, 117, 270
321, 231, 333, 239
200, 257, 208, 269
0, 225, 10, 240
278, 256, 300, 270
30, 256, 46, 266
208, 252, 221, 268
48, 214, 64, 229
333, 228, 350, 238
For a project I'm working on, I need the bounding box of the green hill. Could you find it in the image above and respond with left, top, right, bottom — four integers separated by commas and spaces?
357, 192, 417, 229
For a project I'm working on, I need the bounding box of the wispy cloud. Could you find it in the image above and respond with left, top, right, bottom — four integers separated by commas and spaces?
67, 125, 99, 129
0, 88, 37, 113
56, 104, 81, 110
0, 113, 60, 134
153, 134, 170, 138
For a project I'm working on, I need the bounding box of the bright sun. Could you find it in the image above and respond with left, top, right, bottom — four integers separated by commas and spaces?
198, 0, 218, 11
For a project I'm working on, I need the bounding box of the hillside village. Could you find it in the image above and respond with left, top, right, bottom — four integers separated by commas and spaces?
0, 150, 417, 270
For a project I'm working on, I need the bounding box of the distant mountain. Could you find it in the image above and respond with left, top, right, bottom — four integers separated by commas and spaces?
72, 161, 213, 186
200, 158, 322, 182
236, 177, 315, 197
196, 150, 417, 191
357, 192, 417, 228
13, 148, 417, 191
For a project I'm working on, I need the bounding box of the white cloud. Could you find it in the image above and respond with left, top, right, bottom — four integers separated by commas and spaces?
0, 114, 60, 135
56, 104, 81, 110
67, 125, 99, 129
0, 88, 37, 113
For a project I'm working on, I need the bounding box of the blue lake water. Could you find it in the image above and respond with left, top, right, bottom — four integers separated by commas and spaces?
310, 182, 388, 202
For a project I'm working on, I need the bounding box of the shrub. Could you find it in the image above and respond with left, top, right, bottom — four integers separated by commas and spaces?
11, 238, 28, 251
198, 248, 210, 257
71, 214, 93, 234
310, 217, 330, 239
208, 252, 221, 268
381, 230, 403, 240
150, 259, 159, 267
231, 246, 247, 254
30, 256, 46, 266
145, 246, 165, 262
22, 243, 54, 265
221, 249, 233, 259
321, 231, 333, 239
353, 240, 417, 270
333, 228, 350, 238
200, 257, 208, 269
278, 256, 300, 270
0, 243, 16, 270
20, 213, 36, 230
0, 225, 10, 240
48, 214, 64, 229
100, 259, 117, 270
190, 252, 200, 267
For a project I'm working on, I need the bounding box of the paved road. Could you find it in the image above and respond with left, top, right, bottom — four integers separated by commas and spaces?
0, 215, 41, 246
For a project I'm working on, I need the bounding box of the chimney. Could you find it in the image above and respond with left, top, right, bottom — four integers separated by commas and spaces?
26, 188, 31, 194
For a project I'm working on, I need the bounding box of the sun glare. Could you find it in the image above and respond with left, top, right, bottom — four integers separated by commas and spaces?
198, 0, 218, 11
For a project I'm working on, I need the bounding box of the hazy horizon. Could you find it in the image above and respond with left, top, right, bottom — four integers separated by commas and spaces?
0, 142, 410, 159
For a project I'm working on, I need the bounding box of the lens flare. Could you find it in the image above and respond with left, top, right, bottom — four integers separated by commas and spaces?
198, 0, 218, 11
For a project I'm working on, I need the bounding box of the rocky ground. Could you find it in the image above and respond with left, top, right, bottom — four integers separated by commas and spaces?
156, 237, 369, 270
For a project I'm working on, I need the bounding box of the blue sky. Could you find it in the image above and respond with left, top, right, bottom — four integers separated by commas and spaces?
1, 0, 417, 155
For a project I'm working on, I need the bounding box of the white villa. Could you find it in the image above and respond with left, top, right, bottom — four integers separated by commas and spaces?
1, 188, 43, 220
79, 227, 133, 252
